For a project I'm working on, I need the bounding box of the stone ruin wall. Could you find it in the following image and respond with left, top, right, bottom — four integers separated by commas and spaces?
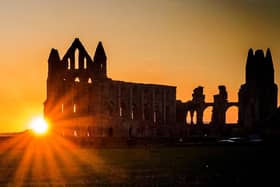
44, 39, 176, 138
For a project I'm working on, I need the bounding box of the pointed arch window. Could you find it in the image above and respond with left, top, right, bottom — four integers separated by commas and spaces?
84, 57, 87, 69
74, 77, 80, 83
119, 106, 123, 117
88, 78, 92, 84
74, 49, 79, 69
67, 58, 71, 70
73, 104, 77, 113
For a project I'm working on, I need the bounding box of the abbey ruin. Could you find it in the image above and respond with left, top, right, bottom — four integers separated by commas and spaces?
44, 39, 176, 138
44, 39, 278, 138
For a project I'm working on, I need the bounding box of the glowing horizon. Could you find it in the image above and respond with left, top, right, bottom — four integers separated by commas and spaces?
0, 0, 279, 132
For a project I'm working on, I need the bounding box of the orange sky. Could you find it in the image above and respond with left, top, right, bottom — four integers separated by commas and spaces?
0, 0, 280, 132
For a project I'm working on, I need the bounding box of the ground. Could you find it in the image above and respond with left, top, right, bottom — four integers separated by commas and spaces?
0, 134, 279, 186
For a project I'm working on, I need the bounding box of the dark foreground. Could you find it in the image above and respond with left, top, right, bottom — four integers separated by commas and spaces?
0, 135, 279, 186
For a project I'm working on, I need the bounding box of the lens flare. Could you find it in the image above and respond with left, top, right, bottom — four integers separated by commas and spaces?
29, 116, 49, 135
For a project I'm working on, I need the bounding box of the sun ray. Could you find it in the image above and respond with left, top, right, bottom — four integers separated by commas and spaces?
11, 137, 35, 186
43, 140, 67, 185
1, 112, 128, 186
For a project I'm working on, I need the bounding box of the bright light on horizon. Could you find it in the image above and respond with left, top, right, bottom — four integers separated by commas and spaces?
29, 116, 49, 135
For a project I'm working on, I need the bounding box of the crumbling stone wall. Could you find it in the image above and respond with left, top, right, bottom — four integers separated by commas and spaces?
44, 38, 176, 138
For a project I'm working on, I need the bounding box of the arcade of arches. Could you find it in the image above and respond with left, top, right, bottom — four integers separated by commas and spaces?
176, 86, 238, 127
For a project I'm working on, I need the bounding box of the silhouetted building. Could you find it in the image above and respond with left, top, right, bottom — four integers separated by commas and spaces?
44, 38, 176, 138
177, 86, 237, 122
44, 39, 279, 139
238, 48, 278, 129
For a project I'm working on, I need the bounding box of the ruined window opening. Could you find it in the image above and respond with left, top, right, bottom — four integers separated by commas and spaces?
87, 131, 90, 137
100, 64, 103, 71
202, 107, 212, 124
73, 104, 77, 113
88, 78, 92, 84
186, 111, 191, 124
67, 59, 71, 70
119, 107, 122, 117
74, 130, 77, 137
131, 111, 134, 120
84, 57, 87, 69
74, 77, 80, 83
193, 111, 197, 125
226, 106, 238, 124
74, 49, 79, 69
61, 104, 64, 112
153, 111, 157, 123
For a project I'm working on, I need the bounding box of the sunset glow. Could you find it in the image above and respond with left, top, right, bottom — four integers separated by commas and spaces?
0, 0, 279, 131
29, 116, 49, 135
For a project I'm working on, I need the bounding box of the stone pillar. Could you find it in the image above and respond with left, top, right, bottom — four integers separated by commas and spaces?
211, 86, 228, 130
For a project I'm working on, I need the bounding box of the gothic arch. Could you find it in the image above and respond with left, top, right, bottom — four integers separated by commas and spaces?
202, 105, 213, 124
83, 57, 87, 69
67, 58, 71, 69
193, 111, 197, 124
226, 105, 238, 124
74, 49, 79, 69
131, 103, 137, 120
88, 77, 93, 84
185, 109, 198, 125
186, 110, 191, 124
61, 38, 94, 71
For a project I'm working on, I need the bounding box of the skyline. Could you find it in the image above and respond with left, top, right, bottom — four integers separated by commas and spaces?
0, 0, 280, 131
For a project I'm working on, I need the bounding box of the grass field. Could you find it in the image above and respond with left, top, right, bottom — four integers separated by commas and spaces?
0, 135, 279, 186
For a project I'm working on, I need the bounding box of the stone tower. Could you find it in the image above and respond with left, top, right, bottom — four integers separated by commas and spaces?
238, 48, 278, 128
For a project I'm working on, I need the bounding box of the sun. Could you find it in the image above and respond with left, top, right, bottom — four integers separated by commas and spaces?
29, 116, 49, 135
